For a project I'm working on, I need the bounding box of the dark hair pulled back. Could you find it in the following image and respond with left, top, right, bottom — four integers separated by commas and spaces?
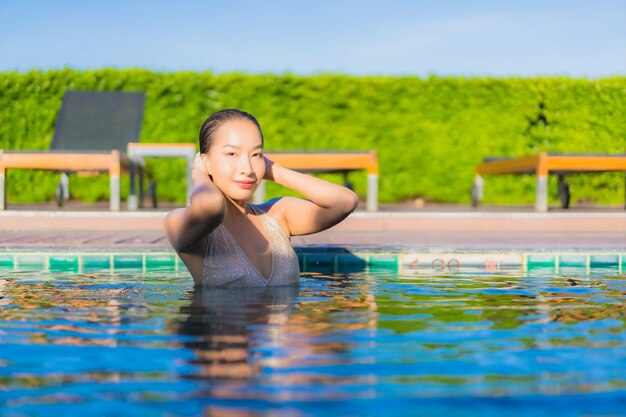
199, 109, 263, 153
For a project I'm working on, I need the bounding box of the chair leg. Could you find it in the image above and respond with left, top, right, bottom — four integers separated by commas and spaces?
55, 173, 70, 207
149, 181, 157, 208
128, 162, 138, 210
535, 175, 548, 212
342, 172, 354, 190
186, 153, 194, 206
110, 175, 120, 211
367, 173, 378, 212
471, 175, 483, 208
63, 173, 69, 200
558, 175, 570, 209
138, 164, 145, 209
535, 153, 549, 212
109, 150, 121, 211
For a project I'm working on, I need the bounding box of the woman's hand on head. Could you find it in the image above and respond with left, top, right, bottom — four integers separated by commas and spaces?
192, 153, 211, 186
166, 152, 226, 254
263, 155, 276, 182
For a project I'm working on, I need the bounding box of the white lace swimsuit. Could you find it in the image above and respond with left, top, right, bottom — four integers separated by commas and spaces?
201, 206, 300, 288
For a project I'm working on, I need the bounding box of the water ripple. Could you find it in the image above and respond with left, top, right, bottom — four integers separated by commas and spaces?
1, 268, 625, 416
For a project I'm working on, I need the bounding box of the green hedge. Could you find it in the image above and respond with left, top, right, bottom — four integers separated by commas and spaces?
1, 69, 625, 206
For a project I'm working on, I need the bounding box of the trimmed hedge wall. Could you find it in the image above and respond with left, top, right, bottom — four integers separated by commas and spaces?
1, 69, 625, 206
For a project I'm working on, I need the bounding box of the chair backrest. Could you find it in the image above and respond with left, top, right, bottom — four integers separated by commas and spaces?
51, 90, 145, 152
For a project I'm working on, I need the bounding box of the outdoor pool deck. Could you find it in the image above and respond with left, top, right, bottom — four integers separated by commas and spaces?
0, 203, 625, 252
1, 203, 624, 273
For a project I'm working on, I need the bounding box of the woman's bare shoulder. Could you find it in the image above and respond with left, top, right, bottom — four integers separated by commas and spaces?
252, 198, 294, 236
164, 208, 186, 237
164, 206, 218, 254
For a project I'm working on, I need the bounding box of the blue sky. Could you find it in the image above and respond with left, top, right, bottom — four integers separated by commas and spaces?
1, 0, 624, 77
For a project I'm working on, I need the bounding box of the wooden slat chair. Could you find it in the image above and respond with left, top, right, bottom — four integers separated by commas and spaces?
472, 152, 626, 211
253, 150, 379, 211
0, 90, 145, 210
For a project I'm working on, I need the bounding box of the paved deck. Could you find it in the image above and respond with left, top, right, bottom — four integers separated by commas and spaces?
1, 204, 625, 252
0, 230, 624, 253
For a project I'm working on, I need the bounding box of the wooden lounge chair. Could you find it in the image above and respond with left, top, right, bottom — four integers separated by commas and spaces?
0, 90, 145, 211
253, 150, 379, 211
471, 152, 626, 211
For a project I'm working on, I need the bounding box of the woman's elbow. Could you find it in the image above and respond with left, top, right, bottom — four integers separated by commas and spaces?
341, 189, 359, 214
189, 189, 226, 218
164, 193, 225, 253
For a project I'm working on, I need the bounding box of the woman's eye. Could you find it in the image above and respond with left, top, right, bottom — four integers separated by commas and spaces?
253, 153, 263, 158
226, 152, 236, 157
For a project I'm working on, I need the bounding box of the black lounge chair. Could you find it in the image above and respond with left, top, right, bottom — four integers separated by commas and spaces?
0, 90, 146, 210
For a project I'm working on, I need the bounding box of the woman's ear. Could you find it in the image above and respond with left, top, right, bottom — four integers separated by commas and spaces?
199, 153, 212, 175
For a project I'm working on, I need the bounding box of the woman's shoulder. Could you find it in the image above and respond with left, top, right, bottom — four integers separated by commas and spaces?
163, 207, 186, 239
249, 197, 294, 236
164, 206, 221, 255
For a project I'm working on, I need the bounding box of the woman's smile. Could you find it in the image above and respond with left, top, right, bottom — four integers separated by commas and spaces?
203, 118, 266, 202
234, 179, 255, 189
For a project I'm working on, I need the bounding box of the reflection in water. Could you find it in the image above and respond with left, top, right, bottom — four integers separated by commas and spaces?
174, 274, 380, 407
177, 285, 300, 380
0, 273, 142, 347
1, 269, 626, 416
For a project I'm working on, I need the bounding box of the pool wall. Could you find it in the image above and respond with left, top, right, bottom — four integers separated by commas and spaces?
0, 250, 623, 274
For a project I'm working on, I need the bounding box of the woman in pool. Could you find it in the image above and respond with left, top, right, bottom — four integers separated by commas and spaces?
165, 109, 359, 287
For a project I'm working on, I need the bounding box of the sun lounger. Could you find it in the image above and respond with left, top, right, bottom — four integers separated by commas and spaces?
472, 152, 626, 211
253, 150, 379, 211
0, 90, 145, 211
0, 150, 122, 210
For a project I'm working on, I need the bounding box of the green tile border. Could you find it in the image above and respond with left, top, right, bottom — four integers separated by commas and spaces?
559, 254, 587, 267
336, 253, 367, 266
590, 254, 620, 267
15, 254, 47, 270
113, 254, 144, 270
82, 254, 112, 270
145, 254, 177, 271
49, 254, 79, 272
0, 252, 181, 274
0, 254, 14, 268
0, 251, 622, 274
527, 254, 556, 266
369, 254, 398, 266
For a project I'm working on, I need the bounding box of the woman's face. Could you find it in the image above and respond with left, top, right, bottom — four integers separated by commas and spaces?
203, 119, 265, 202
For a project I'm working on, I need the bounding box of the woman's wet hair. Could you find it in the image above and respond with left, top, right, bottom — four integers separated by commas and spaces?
199, 108, 263, 153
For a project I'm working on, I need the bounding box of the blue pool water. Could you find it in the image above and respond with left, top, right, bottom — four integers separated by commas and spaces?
1, 266, 625, 416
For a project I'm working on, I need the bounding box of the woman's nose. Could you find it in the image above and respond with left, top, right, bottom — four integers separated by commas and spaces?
238, 157, 253, 175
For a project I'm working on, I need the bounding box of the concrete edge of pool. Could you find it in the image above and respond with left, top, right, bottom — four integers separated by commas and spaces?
1, 210, 626, 232
1, 210, 624, 274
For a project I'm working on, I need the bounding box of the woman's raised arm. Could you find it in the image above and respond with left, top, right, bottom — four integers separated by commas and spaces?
265, 157, 359, 236
164, 154, 226, 253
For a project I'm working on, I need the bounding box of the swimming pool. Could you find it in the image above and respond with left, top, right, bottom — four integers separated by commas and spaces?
1, 261, 625, 416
